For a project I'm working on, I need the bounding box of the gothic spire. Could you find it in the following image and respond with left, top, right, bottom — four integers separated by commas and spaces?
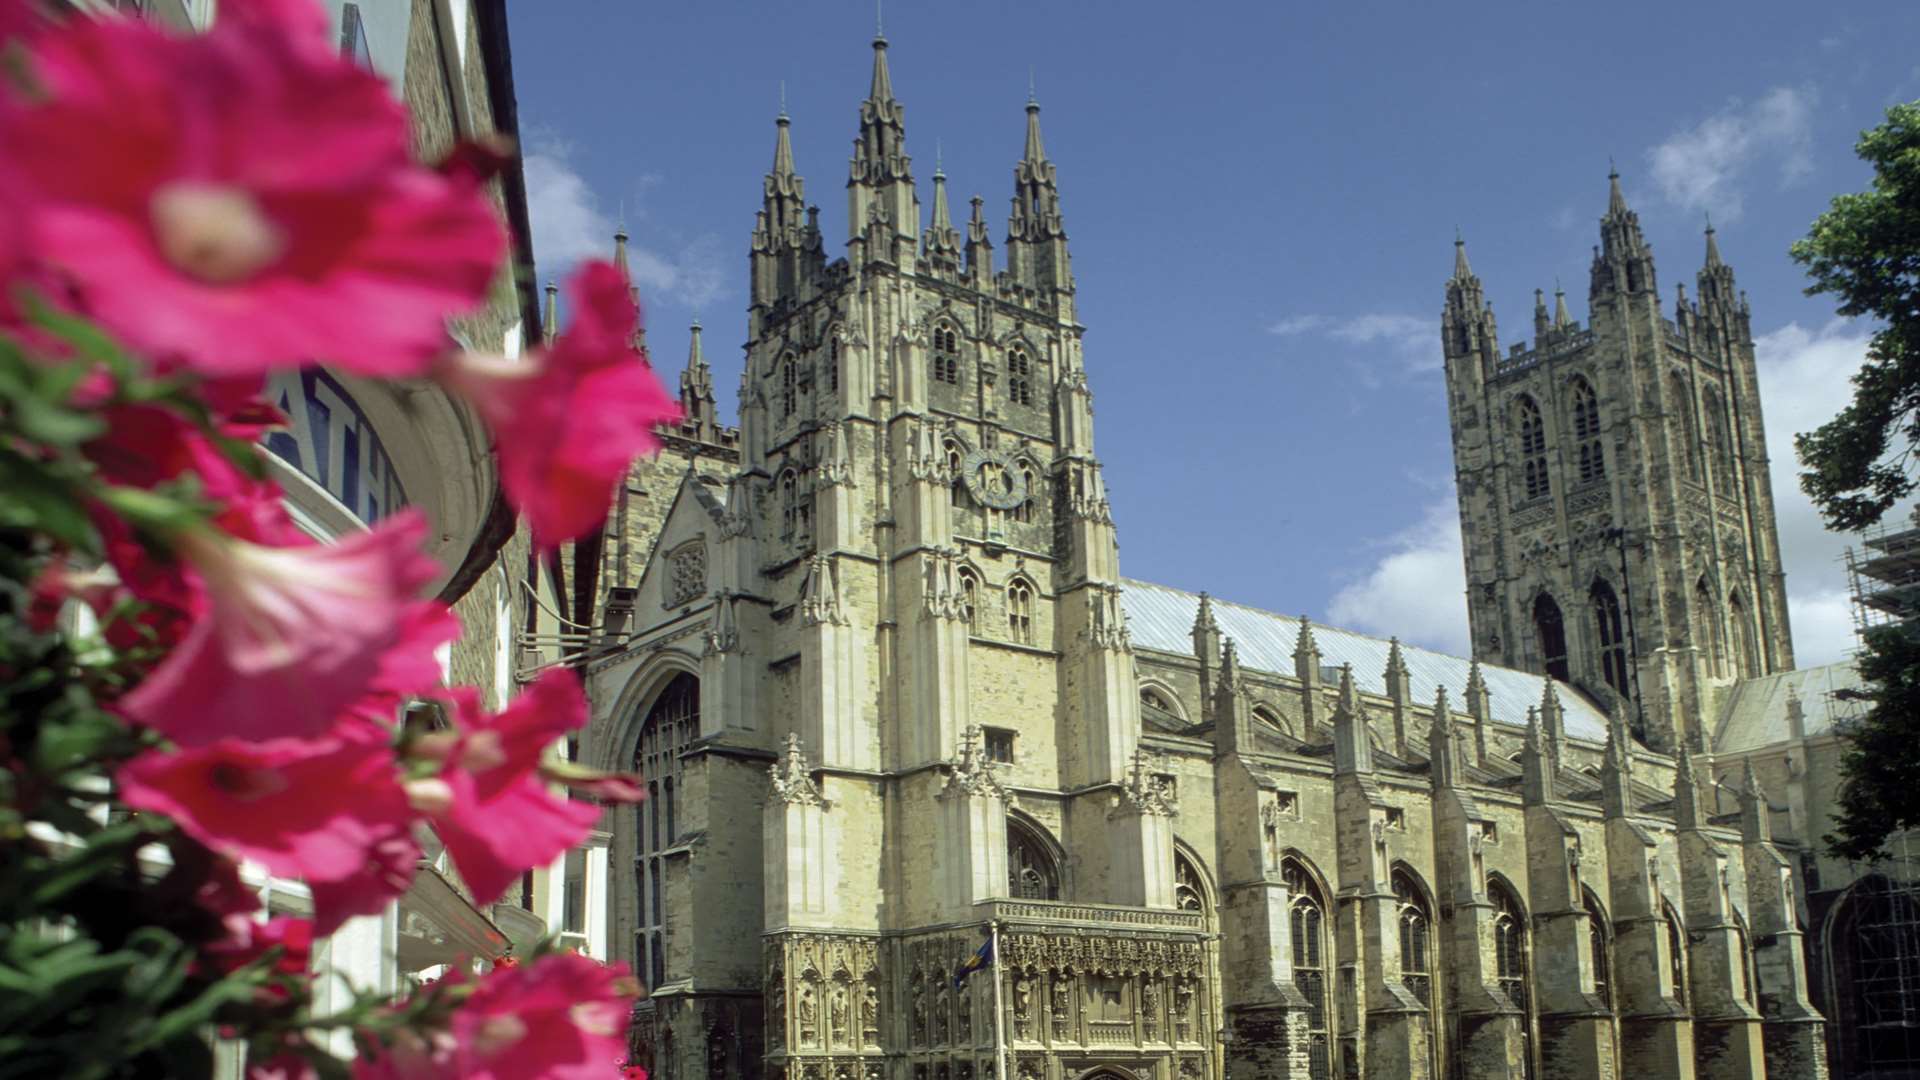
1607, 164, 1628, 216
1553, 281, 1572, 328
1674, 742, 1703, 830
1023, 96, 1047, 167
1704, 215, 1723, 267
1592, 167, 1654, 300
1739, 758, 1772, 843
679, 319, 716, 438
1602, 701, 1635, 817
1332, 664, 1373, 776
1430, 684, 1459, 790
1452, 231, 1473, 280
868, 31, 894, 104
848, 32, 914, 261
1523, 707, 1554, 804
611, 230, 645, 353
1005, 94, 1069, 295
922, 151, 959, 265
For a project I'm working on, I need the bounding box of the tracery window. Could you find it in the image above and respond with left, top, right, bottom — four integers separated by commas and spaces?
1007, 579, 1034, 645
1491, 879, 1530, 1015
780, 353, 797, 418
957, 568, 979, 633
1670, 373, 1702, 483
1007, 819, 1059, 900
634, 672, 699, 990
825, 338, 840, 393
779, 469, 798, 541
1834, 875, 1920, 1074
1534, 593, 1570, 683
1729, 591, 1757, 679
1284, 858, 1333, 1080
1695, 577, 1725, 677
1663, 901, 1688, 1008
1393, 868, 1434, 1006
1584, 890, 1612, 1008
1515, 395, 1549, 500
1704, 389, 1736, 495
1007, 347, 1033, 405
1591, 579, 1629, 696
1571, 377, 1605, 482
1013, 463, 1035, 523
932, 326, 960, 385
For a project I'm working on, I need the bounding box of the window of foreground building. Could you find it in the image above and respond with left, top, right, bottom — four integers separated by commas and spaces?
1833, 875, 1920, 1075
1007, 818, 1059, 900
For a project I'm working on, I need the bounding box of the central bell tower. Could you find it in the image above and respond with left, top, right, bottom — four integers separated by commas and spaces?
1443, 172, 1793, 751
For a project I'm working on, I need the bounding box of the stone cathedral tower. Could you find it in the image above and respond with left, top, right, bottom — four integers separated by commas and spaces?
1442, 172, 1794, 751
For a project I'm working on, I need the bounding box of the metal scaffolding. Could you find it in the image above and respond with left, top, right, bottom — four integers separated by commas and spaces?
1845, 506, 1920, 644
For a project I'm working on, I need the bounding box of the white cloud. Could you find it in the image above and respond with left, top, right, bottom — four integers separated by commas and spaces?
523, 137, 725, 310
1647, 86, 1816, 223
1268, 312, 1439, 379
1754, 318, 1875, 667
1327, 499, 1471, 656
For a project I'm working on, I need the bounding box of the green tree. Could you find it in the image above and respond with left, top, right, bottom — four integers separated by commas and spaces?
1792, 102, 1920, 859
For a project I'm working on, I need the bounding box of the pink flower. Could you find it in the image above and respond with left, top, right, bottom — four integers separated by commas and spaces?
115, 510, 453, 745
204, 915, 314, 982
425, 671, 602, 906
1, 11, 503, 377
357, 953, 636, 1079
441, 261, 679, 548
118, 736, 419, 935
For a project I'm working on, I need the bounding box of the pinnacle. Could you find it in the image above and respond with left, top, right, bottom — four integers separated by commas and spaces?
1452, 232, 1472, 280
1704, 214, 1724, 268
868, 33, 894, 104
1607, 167, 1628, 216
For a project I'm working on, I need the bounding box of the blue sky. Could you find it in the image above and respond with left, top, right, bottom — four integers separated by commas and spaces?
506, 1, 1920, 669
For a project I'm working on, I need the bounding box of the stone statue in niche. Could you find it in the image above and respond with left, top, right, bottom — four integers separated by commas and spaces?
933, 983, 949, 1045
1017, 1058, 1043, 1080
956, 981, 973, 1043
1142, 980, 1163, 1039
911, 980, 928, 1044
797, 983, 818, 1045
829, 983, 849, 1047
1011, 969, 1033, 1038
1173, 977, 1195, 1041
1049, 971, 1073, 1040
862, 978, 880, 1045
1179, 1056, 1202, 1080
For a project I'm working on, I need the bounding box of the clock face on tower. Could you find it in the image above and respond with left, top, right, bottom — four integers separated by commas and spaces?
960, 448, 1029, 510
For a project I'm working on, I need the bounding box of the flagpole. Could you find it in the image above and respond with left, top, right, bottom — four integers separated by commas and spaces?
990, 920, 1008, 1080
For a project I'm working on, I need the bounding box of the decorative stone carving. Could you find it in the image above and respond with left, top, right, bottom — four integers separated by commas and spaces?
1115, 746, 1177, 817
769, 733, 824, 807
666, 541, 707, 608
829, 981, 850, 1047
800, 553, 849, 627
861, 975, 880, 1048
768, 961, 787, 1048
1173, 976, 1196, 1042
1049, 972, 1073, 1041
797, 983, 818, 1047
940, 725, 1014, 802
956, 981, 973, 1043
1141, 979, 1163, 1040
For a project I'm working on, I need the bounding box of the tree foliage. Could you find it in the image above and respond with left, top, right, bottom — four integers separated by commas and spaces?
1797, 102, 1920, 859
1791, 101, 1920, 532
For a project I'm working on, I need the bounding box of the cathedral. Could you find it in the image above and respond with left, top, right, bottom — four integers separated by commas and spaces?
566, 31, 1911, 1080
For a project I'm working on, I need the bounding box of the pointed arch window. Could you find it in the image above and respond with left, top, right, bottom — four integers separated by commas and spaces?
1571, 377, 1605, 483
932, 326, 960, 385
957, 568, 979, 633
1013, 463, 1036, 524
1283, 858, 1333, 1080
1591, 579, 1629, 696
826, 337, 840, 393
1006, 579, 1034, 645
634, 672, 699, 990
1007, 819, 1059, 900
779, 469, 798, 542
780, 353, 797, 418
1392, 868, 1434, 1006
1704, 389, 1736, 495
1695, 577, 1725, 676
1007, 347, 1033, 405
1663, 901, 1689, 1008
1834, 875, 1920, 1074
1584, 890, 1613, 1008
1491, 879, 1531, 1020
1534, 593, 1570, 683
1515, 395, 1549, 500
1729, 590, 1758, 679
1670, 373, 1702, 483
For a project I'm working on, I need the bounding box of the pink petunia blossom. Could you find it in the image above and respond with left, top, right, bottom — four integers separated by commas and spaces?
118, 736, 419, 935
0, 10, 503, 377
204, 915, 314, 983
425, 671, 602, 907
357, 953, 636, 1080
115, 510, 452, 746
440, 261, 680, 548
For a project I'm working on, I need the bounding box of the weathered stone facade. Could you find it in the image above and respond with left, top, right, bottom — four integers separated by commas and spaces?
1442, 184, 1794, 754
574, 35, 1845, 1080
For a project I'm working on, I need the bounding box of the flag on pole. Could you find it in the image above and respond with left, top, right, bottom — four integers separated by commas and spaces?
953, 937, 994, 987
